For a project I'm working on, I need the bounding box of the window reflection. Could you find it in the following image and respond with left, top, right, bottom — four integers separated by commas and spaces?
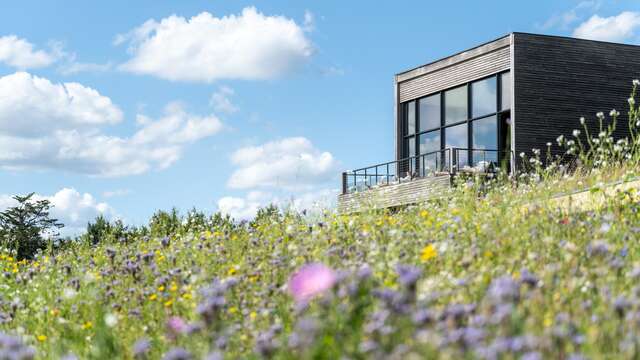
406, 101, 416, 135
445, 85, 467, 125
472, 77, 497, 118
419, 94, 440, 132
472, 115, 498, 166
500, 72, 511, 111
445, 123, 468, 167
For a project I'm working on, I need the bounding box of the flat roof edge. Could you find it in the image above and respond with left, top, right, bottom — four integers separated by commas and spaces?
395, 34, 512, 83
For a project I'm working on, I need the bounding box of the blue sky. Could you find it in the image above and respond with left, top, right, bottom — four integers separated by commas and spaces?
0, 0, 639, 232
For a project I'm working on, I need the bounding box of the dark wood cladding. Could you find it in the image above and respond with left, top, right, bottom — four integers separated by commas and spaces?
513, 33, 640, 159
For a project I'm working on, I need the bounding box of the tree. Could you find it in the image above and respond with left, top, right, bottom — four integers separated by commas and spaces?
0, 193, 64, 260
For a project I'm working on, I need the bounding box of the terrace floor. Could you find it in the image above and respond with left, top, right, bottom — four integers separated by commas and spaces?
337, 174, 451, 213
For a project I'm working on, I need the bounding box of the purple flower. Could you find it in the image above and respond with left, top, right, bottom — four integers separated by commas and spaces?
162, 347, 192, 360
132, 338, 151, 359
487, 276, 520, 303
166, 316, 188, 337
288, 263, 336, 303
396, 265, 422, 288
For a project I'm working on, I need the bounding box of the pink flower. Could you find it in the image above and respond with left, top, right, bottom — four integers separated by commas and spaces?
288, 263, 337, 303
166, 316, 188, 337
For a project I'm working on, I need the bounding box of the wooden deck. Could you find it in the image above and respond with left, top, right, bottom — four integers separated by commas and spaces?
337, 175, 451, 213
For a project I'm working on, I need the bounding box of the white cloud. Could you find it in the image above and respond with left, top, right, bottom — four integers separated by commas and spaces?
210, 86, 238, 114
538, 1, 601, 30
102, 189, 132, 198
217, 191, 271, 220
117, 7, 313, 82
0, 188, 116, 237
303, 10, 315, 32
227, 137, 338, 190
573, 11, 640, 42
58, 61, 113, 75
217, 188, 336, 220
0, 72, 223, 177
0, 35, 63, 69
0, 72, 123, 136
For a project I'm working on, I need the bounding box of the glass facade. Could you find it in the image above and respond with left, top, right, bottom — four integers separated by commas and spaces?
419, 94, 440, 132
445, 85, 467, 125
402, 71, 510, 170
500, 72, 511, 111
472, 77, 497, 118
406, 100, 416, 135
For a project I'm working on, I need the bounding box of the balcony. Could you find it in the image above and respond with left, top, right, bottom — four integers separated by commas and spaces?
338, 148, 513, 213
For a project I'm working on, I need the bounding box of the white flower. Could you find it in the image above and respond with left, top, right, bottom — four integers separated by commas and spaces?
556, 135, 564, 144
546, 142, 552, 147
634, 79, 640, 86
532, 148, 541, 156
573, 129, 581, 137
596, 112, 605, 119
580, 117, 585, 125
610, 109, 620, 117
63, 288, 77, 300
519, 152, 525, 158
629, 97, 636, 106
598, 131, 606, 138
105, 313, 118, 327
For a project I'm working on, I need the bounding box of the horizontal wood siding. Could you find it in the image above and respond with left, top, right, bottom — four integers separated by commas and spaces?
398, 46, 511, 103
337, 175, 451, 213
513, 33, 640, 158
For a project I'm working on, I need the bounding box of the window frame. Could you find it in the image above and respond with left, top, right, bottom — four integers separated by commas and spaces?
401, 70, 511, 165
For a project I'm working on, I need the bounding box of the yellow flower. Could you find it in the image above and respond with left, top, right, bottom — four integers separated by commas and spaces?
37, 335, 47, 342
149, 294, 157, 301
420, 244, 438, 262
420, 210, 429, 218
181, 293, 192, 300
164, 299, 173, 307
170, 283, 178, 292
250, 311, 257, 320
229, 306, 238, 314
82, 321, 93, 330
227, 267, 237, 276
157, 285, 165, 292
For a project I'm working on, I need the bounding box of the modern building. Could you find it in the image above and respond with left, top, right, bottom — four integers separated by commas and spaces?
338, 32, 640, 212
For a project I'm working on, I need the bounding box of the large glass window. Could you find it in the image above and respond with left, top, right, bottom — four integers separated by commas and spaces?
419, 94, 440, 132
472, 77, 497, 118
472, 115, 498, 166
406, 101, 416, 135
400, 71, 509, 172
445, 123, 468, 166
445, 85, 467, 125
419, 131, 440, 154
500, 71, 511, 111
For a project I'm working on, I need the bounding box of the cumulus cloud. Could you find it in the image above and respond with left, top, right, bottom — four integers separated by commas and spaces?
0, 188, 115, 237
0, 72, 222, 176
0, 72, 123, 136
573, 11, 640, 42
217, 188, 336, 220
58, 61, 113, 76
116, 7, 313, 82
210, 86, 238, 114
538, 1, 601, 31
227, 137, 337, 190
0, 35, 63, 69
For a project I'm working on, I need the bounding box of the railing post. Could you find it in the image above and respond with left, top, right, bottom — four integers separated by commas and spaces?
342, 172, 347, 194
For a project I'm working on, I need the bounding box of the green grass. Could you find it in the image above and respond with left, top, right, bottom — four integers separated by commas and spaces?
1, 162, 640, 359
4, 85, 640, 359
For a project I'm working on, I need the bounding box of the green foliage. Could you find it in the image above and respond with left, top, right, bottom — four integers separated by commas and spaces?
0, 193, 63, 260
4, 84, 640, 358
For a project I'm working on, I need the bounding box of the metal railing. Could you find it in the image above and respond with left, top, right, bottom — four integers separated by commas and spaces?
341, 148, 514, 194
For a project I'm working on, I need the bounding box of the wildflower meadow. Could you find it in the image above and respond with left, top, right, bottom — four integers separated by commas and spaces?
3, 84, 640, 359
